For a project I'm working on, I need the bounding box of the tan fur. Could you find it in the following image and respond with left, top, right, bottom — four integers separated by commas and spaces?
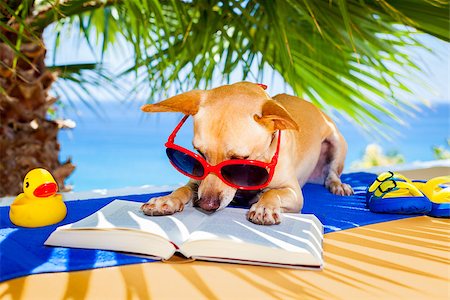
141, 82, 353, 225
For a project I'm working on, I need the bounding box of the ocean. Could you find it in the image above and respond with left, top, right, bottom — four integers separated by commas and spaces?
57, 101, 449, 191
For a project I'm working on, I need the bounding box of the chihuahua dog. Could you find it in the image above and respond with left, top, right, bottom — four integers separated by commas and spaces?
141, 82, 352, 225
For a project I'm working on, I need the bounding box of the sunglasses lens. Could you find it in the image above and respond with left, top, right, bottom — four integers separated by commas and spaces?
221, 164, 269, 188
166, 148, 205, 178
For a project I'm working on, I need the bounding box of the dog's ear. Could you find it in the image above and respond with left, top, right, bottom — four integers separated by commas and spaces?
254, 100, 299, 131
141, 90, 205, 115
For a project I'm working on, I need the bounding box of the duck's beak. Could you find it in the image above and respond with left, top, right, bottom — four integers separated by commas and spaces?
33, 182, 58, 197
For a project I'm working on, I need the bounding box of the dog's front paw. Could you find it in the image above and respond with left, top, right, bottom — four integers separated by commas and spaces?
327, 181, 354, 196
141, 195, 185, 216
247, 202, 281, 225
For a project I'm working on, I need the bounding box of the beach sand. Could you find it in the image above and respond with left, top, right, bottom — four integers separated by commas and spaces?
359, 159, 450, 180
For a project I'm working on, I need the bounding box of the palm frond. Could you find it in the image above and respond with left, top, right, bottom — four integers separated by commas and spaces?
2, 0, 449, 128
78, 0, 445, 128
48, 62, 123, 116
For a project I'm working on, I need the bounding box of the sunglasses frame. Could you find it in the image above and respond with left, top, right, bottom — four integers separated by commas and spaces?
165, 115, 281, 190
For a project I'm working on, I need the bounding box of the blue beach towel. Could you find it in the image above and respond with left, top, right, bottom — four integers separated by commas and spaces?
0, 172, 416, 282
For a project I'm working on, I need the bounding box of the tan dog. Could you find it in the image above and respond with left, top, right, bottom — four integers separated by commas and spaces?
141, 82, 353, 225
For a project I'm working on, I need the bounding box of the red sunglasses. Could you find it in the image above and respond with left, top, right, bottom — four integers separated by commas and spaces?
165, 115, 281, 190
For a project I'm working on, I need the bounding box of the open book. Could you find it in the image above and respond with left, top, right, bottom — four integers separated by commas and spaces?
45, 200, 324, 269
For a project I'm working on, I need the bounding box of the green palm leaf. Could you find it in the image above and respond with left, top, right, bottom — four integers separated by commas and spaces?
47, 62, 123, 115
2, 0, 449, 128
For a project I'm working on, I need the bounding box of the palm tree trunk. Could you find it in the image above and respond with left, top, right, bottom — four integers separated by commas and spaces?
0, 29, 75, 196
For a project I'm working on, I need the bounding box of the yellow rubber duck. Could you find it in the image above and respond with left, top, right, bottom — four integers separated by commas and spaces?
9, 168, 67, 227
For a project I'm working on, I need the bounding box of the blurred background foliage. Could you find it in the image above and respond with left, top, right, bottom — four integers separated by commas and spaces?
433, 139, 450, 160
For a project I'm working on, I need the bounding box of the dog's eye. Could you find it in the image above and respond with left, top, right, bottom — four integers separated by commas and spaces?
196, 150, 206, 159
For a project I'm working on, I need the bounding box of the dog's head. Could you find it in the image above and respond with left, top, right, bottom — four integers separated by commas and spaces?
142, 82, 298, 212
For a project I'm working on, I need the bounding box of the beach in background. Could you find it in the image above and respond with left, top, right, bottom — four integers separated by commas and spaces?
58, 100, 449, 191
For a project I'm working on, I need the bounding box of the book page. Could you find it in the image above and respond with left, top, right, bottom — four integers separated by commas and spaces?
64, 200, 209, 246
184, 207, 323, 260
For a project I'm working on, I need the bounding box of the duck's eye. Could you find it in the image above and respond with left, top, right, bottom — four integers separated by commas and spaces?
25, 182, 29, 188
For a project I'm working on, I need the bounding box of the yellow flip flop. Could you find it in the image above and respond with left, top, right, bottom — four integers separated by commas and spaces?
368, 178, 431, 214
413, 176, 450, 218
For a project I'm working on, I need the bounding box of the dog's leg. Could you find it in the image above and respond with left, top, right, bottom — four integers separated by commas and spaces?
141, 180, 198, 216
323, 132, 353, 196
247, 182, 303, 225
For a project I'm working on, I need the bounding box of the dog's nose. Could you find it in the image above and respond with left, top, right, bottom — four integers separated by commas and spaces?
197, 197, 220, 212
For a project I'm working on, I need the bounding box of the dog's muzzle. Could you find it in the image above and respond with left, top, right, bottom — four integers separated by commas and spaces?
196, 196, 221, 212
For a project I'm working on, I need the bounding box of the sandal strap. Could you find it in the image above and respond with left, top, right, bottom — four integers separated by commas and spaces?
420, 176, 450, 199
432, 188, 450, 203
373, 179, 423, 198
368, 171, 411, 194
